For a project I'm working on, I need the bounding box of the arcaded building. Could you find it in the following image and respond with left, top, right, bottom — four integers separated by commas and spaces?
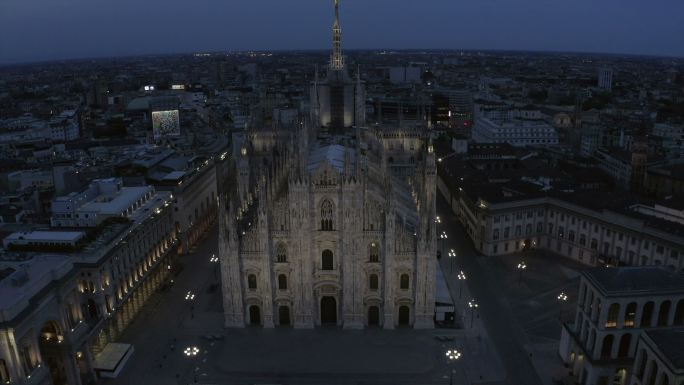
218, 1, 437, 330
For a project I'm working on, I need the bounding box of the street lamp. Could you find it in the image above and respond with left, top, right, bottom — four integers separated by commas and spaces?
210, 254, 219, 279
448, 249, 457, 273
558, 292, 568, 320
468, 299, 479, 328
185, 291, 196, 319
517, 261, 527, 286
435, 216, 442, 224
445, 349, 462, 385
457, 270, 466, 299
440, 231, 448, 263
183, 346, 200, 357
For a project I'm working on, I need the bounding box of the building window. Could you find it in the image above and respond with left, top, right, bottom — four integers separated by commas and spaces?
504, 227, 510, 238
369, 242, 380, 262
569, 231, 576, 242
247, 274, 257, 290
276, 243, 287, 263
278, 274, 287, 290
606, 303, 619, 328
624, 302, 637, 328
369, 274, 379, 290
400, 274, 410, 290
600, 334, 614, 359
641, 301, 654, 327
657, 301, 671, 326
320, 199, 334, 231
493, 229, 500, 240
322, 250, 334, 270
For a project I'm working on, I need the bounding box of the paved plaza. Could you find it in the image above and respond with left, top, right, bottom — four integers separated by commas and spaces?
101, 195, 589, 385
103, 225, 504, 385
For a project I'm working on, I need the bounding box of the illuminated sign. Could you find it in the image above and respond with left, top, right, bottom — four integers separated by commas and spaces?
152, 110, 180, 140
171, 84, 185, 90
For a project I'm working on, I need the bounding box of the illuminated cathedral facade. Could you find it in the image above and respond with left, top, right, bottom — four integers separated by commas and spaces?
219, 0, 437, 329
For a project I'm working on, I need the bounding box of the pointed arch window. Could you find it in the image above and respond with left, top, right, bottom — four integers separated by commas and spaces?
322, 250, 334, 270
247, 274, 257, 290
278, 274, 287, 290
369, 274, 379, 290
276, 243, 287, 263
400, 274, 410, 290
321, 199, 334, 231
369, 242, 380, 262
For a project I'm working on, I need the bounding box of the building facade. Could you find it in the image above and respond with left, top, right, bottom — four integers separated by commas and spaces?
558, 267, 684, 385
630, 328, 684, 385
219, 0, 436, 330
0, 188, 176, 385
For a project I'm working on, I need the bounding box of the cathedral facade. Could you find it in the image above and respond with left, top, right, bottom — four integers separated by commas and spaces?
218, 0, 437, 329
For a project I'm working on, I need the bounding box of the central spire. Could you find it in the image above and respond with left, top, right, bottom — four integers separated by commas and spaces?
330, 0, 345, 71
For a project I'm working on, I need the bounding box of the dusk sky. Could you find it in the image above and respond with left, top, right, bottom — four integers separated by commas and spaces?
1, 0, 683, 64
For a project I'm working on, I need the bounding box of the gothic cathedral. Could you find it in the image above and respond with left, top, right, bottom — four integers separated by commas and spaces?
219, 0, 437, 329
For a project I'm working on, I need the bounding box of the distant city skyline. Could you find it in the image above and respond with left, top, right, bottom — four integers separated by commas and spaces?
1, 0, 684, 64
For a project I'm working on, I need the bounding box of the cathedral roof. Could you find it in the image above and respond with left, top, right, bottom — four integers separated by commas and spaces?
307, 143, 354, 173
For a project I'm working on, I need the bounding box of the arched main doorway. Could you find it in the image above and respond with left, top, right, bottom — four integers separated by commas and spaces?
38, 321, 69, 385
398, 306, 410, 326
249, 305, 261, 326
368, 306, 380, 327
320, 297, 337, 325
279, 306, 291, 326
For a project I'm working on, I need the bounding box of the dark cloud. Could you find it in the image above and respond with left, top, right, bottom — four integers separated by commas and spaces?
1, 0, 683, 64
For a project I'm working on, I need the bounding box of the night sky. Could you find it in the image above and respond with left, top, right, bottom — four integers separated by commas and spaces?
1, 0, 683, 64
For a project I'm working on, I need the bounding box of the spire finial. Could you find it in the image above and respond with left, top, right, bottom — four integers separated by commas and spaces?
330, 0, 344, 70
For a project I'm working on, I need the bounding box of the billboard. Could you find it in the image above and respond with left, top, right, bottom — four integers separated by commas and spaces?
151, 110, 180, 140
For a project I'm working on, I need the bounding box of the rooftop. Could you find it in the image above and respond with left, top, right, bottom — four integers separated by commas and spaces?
4, 231, 86, 243
583, 266, 684, 297
643, 328, 684, 371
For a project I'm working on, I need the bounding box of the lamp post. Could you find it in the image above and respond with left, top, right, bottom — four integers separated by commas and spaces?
457, 270, 466, 299
558, 292, 568, 321
210, 254, 219, 279
448, 249, 457, 274
440, 231, 448, 264
445, 349, 462, 385
185, 291, 196, 319
468, 299, 479, 328
182, 346, 200, 384
517, 261, 527, 286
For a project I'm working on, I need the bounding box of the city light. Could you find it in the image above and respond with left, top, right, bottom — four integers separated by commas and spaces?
185, 291, 196, 301
183, 346, 200, 357
558, 292, 568, 301
445, 349, 462, 361
210, 254, 219, 263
